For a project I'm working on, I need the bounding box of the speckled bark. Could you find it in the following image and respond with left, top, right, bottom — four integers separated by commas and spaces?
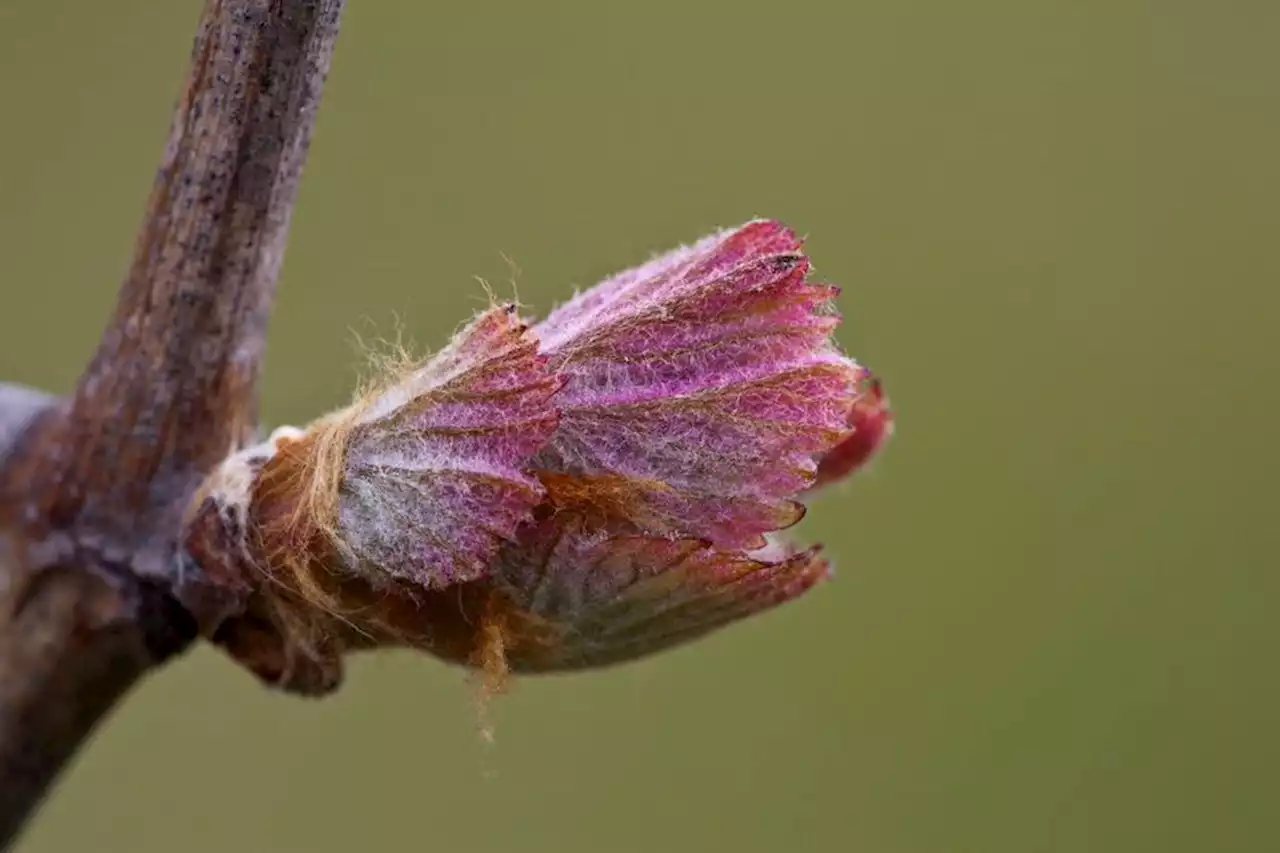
0, 1, 346, 846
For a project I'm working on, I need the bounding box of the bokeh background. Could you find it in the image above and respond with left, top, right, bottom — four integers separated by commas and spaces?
2, 2, 1277, 851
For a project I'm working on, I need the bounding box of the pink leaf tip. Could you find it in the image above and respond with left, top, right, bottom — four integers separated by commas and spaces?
529, 219, 870, 550
812, 369, 893, 489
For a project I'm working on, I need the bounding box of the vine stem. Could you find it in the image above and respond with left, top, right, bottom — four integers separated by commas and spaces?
0, 2, 346, 846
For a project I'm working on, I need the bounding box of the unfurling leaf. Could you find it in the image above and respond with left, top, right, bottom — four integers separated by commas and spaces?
334, 305, 562, 589
180, 220, 891, 695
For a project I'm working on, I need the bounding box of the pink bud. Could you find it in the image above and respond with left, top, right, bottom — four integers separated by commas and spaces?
464, 220, 886, 674
187, 220, 890, 693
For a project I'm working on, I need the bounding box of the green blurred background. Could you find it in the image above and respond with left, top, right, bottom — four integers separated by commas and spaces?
2, 1, 1277, 851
